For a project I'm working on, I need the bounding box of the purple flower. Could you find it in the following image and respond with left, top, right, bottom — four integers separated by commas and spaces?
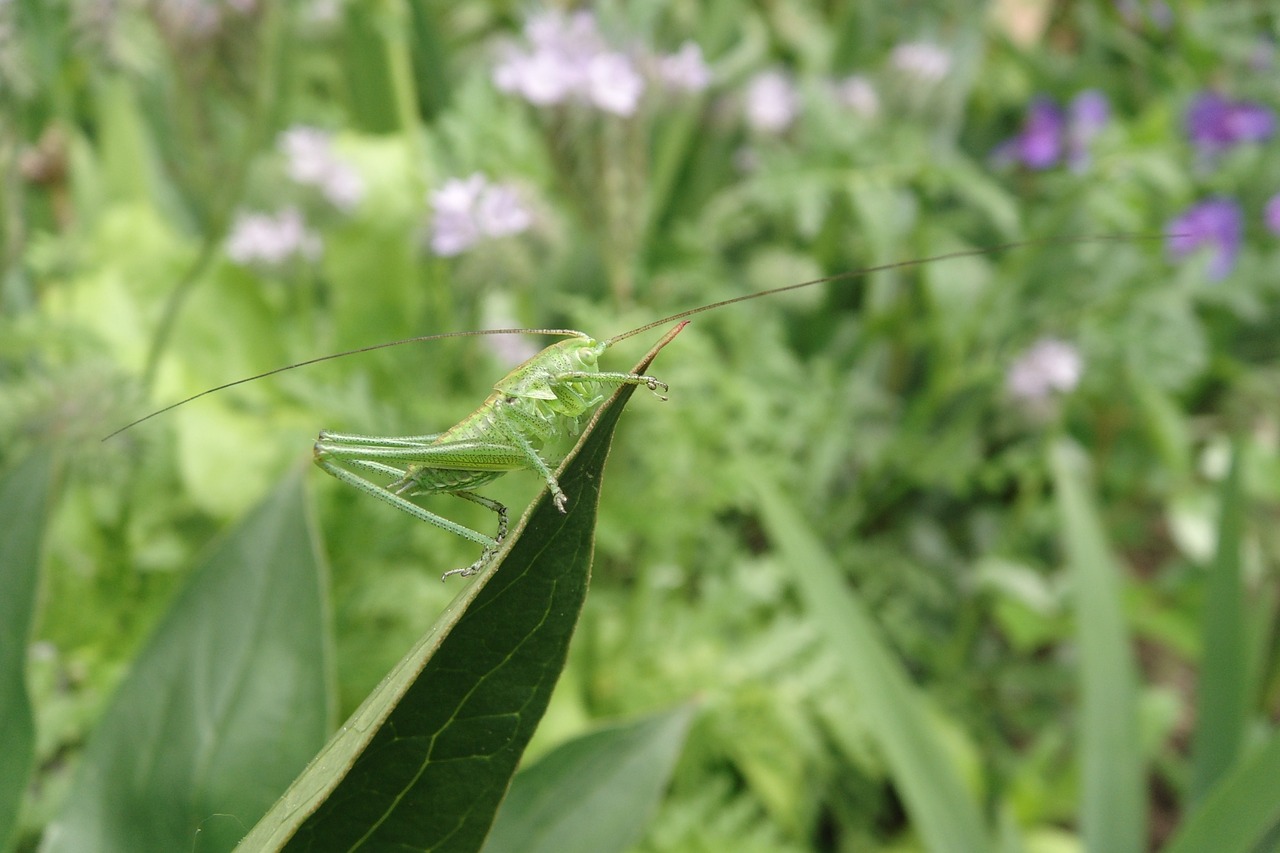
994, 98, 1064, 170
994, 91, 1111, 171
1067, 90, 1109, 171
1185, 92, 1276, 159
744, 70, 800, 133
1006, 339, 1083, 403
428, 174, 532, 257
1264, 193, 1280, 236
1166, 198, 1243, 281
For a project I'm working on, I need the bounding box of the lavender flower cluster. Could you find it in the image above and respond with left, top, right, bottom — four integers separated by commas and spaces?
999, 81, 1279, 406
427, 174, 532, 258
995, 84, 1278, 282
993, 91, 1110, 172
225, 208, 321, 267
225, 126, 365, 268
492, 10, 709, 117
277, 127, 366, 213
1167, 92, 1278, 281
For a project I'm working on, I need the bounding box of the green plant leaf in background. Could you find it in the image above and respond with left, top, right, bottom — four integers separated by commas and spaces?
483, 704, 696, 853
1050, 440, 1145, 853
236, 325, 685, 852
1188, 441, 1248, 804
39, 470, 332, 853
0, 453, 53, 850
752, 480, 992, 853
1163, 731, 1280, 853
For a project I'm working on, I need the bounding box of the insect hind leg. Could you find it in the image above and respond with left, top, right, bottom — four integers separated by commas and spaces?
313, 454, 510, 580
314, 455, 497, 540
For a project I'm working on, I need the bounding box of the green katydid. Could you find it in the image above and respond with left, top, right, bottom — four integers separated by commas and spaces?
105, 236, 1148, 579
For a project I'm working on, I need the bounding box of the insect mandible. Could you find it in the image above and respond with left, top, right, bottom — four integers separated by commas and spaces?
104, 235, 1147, 579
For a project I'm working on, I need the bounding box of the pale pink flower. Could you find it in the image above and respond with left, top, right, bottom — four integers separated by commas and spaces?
1006, 339, 1083, 403
428, 174, 532, 257
658, 42, 712, 93
277, 126, 365, 212
492, 9, 645, 115
586, 52, 645, 115
890, 41, 951, 82
835, 74, 879, 118
745, 70, 800, 133
226, 207, 322, 266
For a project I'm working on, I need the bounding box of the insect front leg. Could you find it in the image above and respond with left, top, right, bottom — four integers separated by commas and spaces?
492, 401, 572, 511
563, 371, 670, 400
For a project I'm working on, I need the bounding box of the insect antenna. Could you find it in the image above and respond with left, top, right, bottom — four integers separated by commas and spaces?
604, 233, 1163, 347
102, 328, 586, 441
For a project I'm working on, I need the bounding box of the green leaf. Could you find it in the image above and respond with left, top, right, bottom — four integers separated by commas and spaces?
1189, 441, 1248, 804
1164, 732, 1280, 853
1050, 440, 1145, 853
40, 471, 331, 853
0, 453, 53, 850
751, 481, 993, 853
237, 326, 685, 852
341, 0, 420, 135
483, 705, 696, 853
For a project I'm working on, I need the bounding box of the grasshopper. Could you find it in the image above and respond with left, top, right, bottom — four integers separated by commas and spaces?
105, 236, 1149, 579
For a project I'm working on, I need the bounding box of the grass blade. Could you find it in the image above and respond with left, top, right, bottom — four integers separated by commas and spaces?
1164, 731, 1280, 853
752, 482, 992, 853
1189, 441, 1248, 804
1050, 440, 1145, 853
0, 453, 53, 850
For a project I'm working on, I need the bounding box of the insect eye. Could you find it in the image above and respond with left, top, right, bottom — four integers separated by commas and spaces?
578, 350, 597, 366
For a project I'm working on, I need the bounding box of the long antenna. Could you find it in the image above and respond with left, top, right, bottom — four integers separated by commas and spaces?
101, 329, 585, 441
605, 233, 1159, 346
104, 232, 1168, 440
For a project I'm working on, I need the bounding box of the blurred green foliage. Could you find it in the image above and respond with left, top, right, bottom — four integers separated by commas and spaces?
2, 0, 1280, 850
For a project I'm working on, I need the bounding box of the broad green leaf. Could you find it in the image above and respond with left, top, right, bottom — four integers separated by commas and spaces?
1189, 441, 1248, 804
1164, 732, 1280, 853
752, 481, 992, 853
237, 325, 686, 852
483, 705, 696, 853
1050, 440, 1145, 853
0, 453, 53, 850
40, 471, 331, 853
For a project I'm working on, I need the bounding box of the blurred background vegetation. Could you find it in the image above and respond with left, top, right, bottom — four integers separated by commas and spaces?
2, 0, 1280, 850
